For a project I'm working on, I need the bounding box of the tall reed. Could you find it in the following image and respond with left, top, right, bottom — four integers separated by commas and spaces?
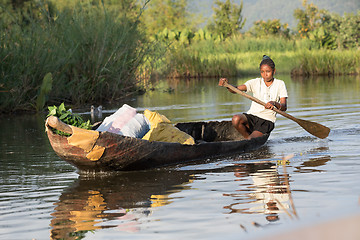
0, 2, 154, 113
293, 50, 360, 76
162, 45, 238, 78
158, 37, 302, 77
159, 36, 359, 78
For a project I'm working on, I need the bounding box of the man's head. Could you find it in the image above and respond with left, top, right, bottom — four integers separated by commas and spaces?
260, 55, 276, 82
260, 55, 275, 70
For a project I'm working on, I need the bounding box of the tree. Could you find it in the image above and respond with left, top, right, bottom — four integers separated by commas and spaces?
0, 0, 50, 27
50, 0, 142, 20
294, 1, 359, 49
140, 0, 192, 36
293, 0, 326, 38
250, 19, 290, 39
207, 0, 246, 38
336, 11, 360, 49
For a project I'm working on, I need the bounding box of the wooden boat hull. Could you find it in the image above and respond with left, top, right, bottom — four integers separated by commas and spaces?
46, 118, 269, 172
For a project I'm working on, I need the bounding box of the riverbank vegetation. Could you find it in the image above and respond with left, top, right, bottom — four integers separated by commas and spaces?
0, 0, 359, 113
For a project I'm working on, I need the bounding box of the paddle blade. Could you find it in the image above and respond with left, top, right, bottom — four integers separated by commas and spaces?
295, 118, 330, 139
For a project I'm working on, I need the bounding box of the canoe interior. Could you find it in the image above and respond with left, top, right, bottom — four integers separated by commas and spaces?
175, 121, 246, 142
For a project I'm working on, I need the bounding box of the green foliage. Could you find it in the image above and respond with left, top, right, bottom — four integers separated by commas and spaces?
0, 0, 48, 28
249, 19, 290, 38
292, 49, 360, 76
336, 11, 360, 49
294, 0, 325, 38
141, 0, 193, 36
36, 72, 53, 112
153, 28, 222, 46
293, 1, 359, 50
0, 1, 155, 113
193, 28, 222, 42
314, 11, 360, 50
207, 0, 245, 38
163, 45, 238, 78
47, 103, 92, 135
308, 27, 336, 49
0, 0, 359, 114
156, 35, 360, 77
157, 36, 296, 77
50, 0, 142, 20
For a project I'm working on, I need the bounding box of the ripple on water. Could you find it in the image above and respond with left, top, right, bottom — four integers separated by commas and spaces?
1, 77, 360, 239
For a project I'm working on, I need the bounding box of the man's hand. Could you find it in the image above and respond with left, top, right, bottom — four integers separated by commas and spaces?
218, 78, 228, 87
265, 101, 278, 110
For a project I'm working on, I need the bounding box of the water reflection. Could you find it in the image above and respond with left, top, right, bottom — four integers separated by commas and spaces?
224, 162, 291, 223
50, 170, 195, 239
223, 151, 331, 226
294, 155, 331, 173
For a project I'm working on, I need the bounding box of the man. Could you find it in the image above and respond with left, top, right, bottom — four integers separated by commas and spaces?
219, 55, 288, 139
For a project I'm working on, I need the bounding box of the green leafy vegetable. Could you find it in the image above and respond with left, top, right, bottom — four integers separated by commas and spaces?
47, 103, 92, 136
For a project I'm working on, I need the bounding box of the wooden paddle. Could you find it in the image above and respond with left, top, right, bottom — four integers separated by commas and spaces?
219, 81, 330, 139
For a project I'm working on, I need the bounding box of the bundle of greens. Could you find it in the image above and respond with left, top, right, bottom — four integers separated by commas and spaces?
47, 103, 92, 136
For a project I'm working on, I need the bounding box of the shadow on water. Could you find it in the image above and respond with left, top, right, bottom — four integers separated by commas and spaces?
294, 156, 331, 173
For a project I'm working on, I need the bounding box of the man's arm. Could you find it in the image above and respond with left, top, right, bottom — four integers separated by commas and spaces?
219, 78, 247, 93
266, 97, 287, 111
279, 97, 287, 111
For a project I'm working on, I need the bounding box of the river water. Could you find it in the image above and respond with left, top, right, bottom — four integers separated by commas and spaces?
1, 75, 360, 239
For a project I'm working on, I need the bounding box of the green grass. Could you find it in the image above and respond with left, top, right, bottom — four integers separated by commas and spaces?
158, 37, 359, 78
293, 50, 360, 76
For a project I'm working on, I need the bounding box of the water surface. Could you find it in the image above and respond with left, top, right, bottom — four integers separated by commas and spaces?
1, 75, 360, 239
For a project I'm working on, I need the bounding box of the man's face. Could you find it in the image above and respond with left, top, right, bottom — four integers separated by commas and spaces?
260, 64, 275, 82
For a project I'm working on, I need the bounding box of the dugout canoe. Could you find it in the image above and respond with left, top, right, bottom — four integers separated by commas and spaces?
45, 116, 269, 172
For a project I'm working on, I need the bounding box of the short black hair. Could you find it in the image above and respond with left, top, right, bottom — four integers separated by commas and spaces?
260, 55, 275, 70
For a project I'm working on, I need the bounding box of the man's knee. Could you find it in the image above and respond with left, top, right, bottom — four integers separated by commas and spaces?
249, 130, 264, 139
232, 114, 246, 125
